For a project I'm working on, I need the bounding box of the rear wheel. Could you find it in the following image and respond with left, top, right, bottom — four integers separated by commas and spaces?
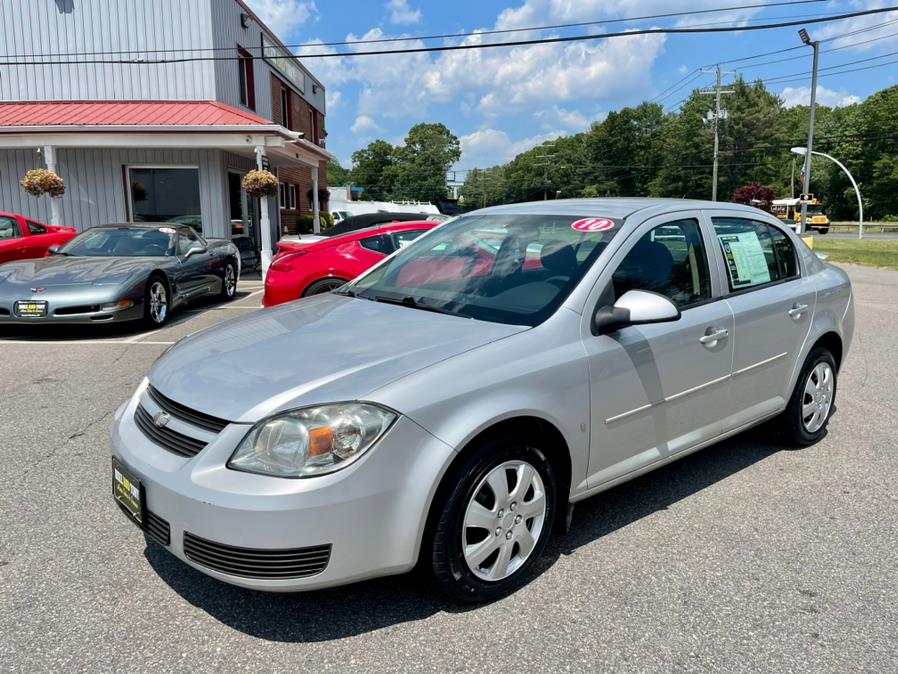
426, 437, 557, 602
815, 227, 829, 235
778, 347, 837, 446
303, 277, 348, 297
143, 277, 170, 327
220, 261, 238, 300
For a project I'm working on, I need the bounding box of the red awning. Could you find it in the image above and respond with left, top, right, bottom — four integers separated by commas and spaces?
0, 101, 274, 128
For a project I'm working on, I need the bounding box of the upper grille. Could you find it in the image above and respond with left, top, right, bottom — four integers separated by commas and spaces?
183, 532, 331, 580
134, 404, 207, 458
146, 384, 229, 433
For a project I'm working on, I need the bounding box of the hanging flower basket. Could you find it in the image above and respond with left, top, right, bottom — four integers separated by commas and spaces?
241, 169, 279, 198
21, 168, 65, 198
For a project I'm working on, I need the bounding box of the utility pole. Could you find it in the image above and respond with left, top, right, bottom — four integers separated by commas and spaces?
535, 152, 557, 200
699, 64, 734, 201
798, 28, 819, 235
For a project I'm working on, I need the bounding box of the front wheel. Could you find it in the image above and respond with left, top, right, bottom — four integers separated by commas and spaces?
143, 277, 170, 327
815, 227, 829, 235
778, 347, 837, 446
220, 261, 238, 300
426, 438, 557, 602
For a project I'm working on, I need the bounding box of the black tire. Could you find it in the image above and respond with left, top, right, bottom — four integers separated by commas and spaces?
302, 277, 349, 297
220, 260, 238, 300
816, 227, 829, 235
143, 276, 170, 328
778, 347, 838, 446
426, 437, 557, 603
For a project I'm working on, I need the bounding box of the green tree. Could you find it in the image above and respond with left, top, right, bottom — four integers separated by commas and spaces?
390, 123, 462, 203
350, 139, 395, 200
326, 160, 351, 186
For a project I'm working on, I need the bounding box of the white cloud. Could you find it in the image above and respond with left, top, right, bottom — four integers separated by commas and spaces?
351, 114, 380, 134
814, 0, 898, 51
534, 105, 591, 130
779, 86, 862, 109
459, 128, 566, 166
244, 0, 318, 35
325, 89, 343, 112
385, 0, 422, 25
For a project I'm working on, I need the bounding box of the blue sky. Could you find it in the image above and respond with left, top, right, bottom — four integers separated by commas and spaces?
246, 0, 898, 172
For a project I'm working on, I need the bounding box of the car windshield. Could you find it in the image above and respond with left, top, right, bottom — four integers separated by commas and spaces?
61, 227, 174, 257
343, 213, 622, 326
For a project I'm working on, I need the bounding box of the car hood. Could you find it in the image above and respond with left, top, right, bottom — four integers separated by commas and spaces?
149, 294, 526, 423
0, 256, 161, 287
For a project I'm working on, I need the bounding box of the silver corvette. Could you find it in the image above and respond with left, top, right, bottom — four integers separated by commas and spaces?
0, 223, 240, 328
111, 199, 853, 601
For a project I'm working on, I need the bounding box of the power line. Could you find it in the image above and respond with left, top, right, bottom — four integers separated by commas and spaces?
0, 0, 829, 60
1, 6, 894, 65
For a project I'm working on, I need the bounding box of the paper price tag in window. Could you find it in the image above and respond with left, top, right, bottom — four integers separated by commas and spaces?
718, 232, 771, 288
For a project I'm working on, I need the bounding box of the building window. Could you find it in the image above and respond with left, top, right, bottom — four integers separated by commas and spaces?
288, 184, 297, 210
280, 85, 292, 130
128, 167, 202, 229
237, 47, 255, 110
279, 182, 287, 210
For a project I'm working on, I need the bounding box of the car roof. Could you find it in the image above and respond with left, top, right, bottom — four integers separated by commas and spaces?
471, 197, 771, 220
93, 222, 182, 229
337, 220, 439, 240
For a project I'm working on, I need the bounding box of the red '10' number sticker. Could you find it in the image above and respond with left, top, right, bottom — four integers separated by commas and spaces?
571, 218, 614, 232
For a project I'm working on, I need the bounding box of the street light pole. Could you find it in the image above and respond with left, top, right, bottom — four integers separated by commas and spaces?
798, 28, 819, 235
792, 147, 864, 240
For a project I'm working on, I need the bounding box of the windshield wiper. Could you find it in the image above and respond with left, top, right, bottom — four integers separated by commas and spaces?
372, 294, 465, 317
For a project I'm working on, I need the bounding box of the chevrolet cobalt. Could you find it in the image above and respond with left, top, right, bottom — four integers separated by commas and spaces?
111, 199, 852, 601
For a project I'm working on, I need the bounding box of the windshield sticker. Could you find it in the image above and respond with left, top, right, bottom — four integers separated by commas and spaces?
718, 232, 772, 288
158, 227, 176, 234
571, 218, 614, 233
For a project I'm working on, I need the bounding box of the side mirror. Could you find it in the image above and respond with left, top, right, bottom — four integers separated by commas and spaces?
184, 244, 206, 259
47, 245, 61, 255
593, 289, 681, 336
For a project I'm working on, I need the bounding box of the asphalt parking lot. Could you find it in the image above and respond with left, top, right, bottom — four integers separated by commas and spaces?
1, 267, 897, 673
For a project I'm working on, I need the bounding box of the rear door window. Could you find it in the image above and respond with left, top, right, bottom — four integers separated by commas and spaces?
712, 218, 799, 292
359, 234, 394, 255
26, 220, 47, 235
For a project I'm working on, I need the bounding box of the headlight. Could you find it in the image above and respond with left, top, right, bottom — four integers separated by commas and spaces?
227, 403, 397, 478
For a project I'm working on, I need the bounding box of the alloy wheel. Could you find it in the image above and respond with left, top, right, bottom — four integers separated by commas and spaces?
148, 281, 168, 324
802, 361, 834, 433
224, 265, 236, 297
462, 460, 547, 582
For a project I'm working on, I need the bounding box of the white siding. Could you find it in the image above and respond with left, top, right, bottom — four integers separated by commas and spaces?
209, 0, 325, 118
0, 0, 216, 102
0, 148, 229, 237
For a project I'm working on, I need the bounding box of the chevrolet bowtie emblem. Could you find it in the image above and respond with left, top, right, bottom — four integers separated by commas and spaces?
30, 287, 46, 293
152, 411, 171, 428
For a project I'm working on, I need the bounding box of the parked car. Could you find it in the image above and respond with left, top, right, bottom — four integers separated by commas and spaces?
231, 235, 260, 274
111, 199, 852, 601
263, 220, 439, 306
0, 213, 77, 264
277, 212, 447, 248
0, 223, 240, 327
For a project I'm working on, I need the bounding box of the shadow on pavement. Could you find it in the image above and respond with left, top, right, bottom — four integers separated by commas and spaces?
146, 425, 783, 642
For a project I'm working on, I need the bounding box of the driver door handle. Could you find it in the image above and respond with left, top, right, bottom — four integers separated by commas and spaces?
699, 328, 729, 345
788, 303, 809, 318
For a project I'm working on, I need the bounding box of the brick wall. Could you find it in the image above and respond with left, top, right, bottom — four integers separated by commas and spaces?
270, 74, 329, 234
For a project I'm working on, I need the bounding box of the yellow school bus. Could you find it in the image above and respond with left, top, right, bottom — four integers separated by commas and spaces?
771, 197, 830, 234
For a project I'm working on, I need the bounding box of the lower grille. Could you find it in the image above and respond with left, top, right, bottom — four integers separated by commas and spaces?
145, 510, 171, 546
183, 532, 331, 580
134, 404, 206, 458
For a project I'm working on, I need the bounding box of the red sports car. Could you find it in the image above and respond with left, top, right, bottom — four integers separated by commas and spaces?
0, 213, 77, 264
263, 220, 440, 307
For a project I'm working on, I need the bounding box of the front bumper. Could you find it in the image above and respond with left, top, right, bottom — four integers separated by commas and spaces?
0, 290, 144, 324
110, 383, 456, 591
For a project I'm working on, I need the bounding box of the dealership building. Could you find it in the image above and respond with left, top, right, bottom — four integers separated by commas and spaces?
0, 0, 332, 255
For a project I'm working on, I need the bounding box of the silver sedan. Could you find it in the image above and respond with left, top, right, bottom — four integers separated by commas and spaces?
110, 199, 853, 601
